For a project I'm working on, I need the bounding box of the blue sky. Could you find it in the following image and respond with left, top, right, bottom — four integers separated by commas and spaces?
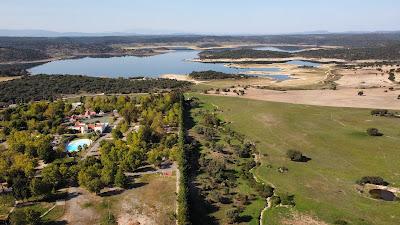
1, 0, 399, 34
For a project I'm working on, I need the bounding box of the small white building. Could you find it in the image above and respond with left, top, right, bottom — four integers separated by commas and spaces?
68, 122, 109, 134
71, 102, 83, 110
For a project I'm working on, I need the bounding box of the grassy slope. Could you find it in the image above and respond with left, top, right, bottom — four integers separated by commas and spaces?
189, 93, 400, 225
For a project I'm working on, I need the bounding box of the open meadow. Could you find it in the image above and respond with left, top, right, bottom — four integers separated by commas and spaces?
187, 93, 400, 225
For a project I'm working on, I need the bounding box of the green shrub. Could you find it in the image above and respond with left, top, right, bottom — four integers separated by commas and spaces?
10, 209, 42, 225
286, 150, 310, 162
371, 109, 388, 116
225, 208, 240, 224
100, 213, 117, 225
357, 176, 389, 186
270, 196, 281, 207
334, 219, 349, 225
366, 128, 383, 136
279, 193, 295, 206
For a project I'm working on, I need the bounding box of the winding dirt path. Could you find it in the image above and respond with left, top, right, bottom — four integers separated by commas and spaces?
251, 153, 274, 225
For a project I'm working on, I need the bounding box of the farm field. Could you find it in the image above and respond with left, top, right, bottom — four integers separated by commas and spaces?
187, 93, 400, 225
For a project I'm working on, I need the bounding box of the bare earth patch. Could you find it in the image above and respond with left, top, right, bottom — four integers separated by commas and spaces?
59, 173, 176, 225
59, 187, 101, 225
0, 76, 20, 82
209, 87, 400, 110
281, 211, 328, 225
335, 65, 399, 89
160, 74, 204, 84
116, 174, 176, 225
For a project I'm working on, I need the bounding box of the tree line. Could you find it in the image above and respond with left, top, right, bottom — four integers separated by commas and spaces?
0, 74, 191, 104
189, 70, 251, 80
199, 43, 400, 61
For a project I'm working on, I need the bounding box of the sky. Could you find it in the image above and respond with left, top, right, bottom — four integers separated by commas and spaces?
1, 0, 400, 35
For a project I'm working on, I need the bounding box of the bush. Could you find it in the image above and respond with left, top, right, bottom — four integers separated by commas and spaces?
225, 208, 240, 224
357, 176, 389, 186
258, 185, 274, 198
10, 208, 42, 225
208, 190, 222, 203
334, 219, 349, 225
111, 129, 123, 139
279, 193, 295, 206
194, 125, 205, 134
388, 72, 396, 82
270, 196, 281, 207
114, 168, 128, 188
100, 213, 117, 225
371, 109, 388, 116
234, 194, 250, 206
286, 150, 310, 162
366, 128, 383, 136
236, 147, 251, 158
278, 166, 289, 173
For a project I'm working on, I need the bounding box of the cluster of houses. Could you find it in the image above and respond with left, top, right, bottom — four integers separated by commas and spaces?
66, 109, 109, 134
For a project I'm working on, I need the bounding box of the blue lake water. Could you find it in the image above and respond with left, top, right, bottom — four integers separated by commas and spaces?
29, 49, 319, 79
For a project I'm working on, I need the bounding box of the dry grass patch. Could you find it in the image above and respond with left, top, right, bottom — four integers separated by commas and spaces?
116, 173, 177, 225
282, 210, 329, 225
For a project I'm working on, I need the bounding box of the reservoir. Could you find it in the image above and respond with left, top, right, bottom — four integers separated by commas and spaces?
29, 49, 318, 80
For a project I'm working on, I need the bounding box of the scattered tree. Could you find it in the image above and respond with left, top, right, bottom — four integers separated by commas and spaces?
114, 167, 128, 188
357, 176, 389, 186
225, 208, 240, 224
286, 150, 310, 162
366, 128, 383, 136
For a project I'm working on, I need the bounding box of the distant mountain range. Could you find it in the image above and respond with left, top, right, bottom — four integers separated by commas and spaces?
0, 29, 399, 37
0, 29, 195, 37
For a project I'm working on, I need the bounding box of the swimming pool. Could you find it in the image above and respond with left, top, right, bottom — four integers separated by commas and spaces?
66, 139, 92, 152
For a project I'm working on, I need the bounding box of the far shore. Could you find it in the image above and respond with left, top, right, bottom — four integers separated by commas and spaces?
0, 76, 21, 82
160, 74, 203, 84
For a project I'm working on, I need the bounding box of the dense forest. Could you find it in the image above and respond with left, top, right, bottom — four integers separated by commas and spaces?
297, 44, 400, 60
0, 63, 44, 77
0, 75, 191, 104
0, 47, 49, 62
1, 32, 400, 63
199, 43, 400, 61
199, 49, 291, 59
189, 70, 250, 80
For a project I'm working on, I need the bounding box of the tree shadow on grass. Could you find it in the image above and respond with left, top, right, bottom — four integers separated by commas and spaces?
128, 182, 148, 189
189, 185, 219, 225
64, 192, 81, 201
183, 101, 196, 130
99, 188, 125, 197
297, 155, 312, 163
44, 221, 68, 225
132, 166, 157, 173
239, 215, 253, 223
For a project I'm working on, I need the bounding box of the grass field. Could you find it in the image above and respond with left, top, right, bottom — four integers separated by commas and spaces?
188, 93, 400, 225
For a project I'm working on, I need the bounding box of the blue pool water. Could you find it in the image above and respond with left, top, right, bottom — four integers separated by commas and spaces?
66, 139, 92, 152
